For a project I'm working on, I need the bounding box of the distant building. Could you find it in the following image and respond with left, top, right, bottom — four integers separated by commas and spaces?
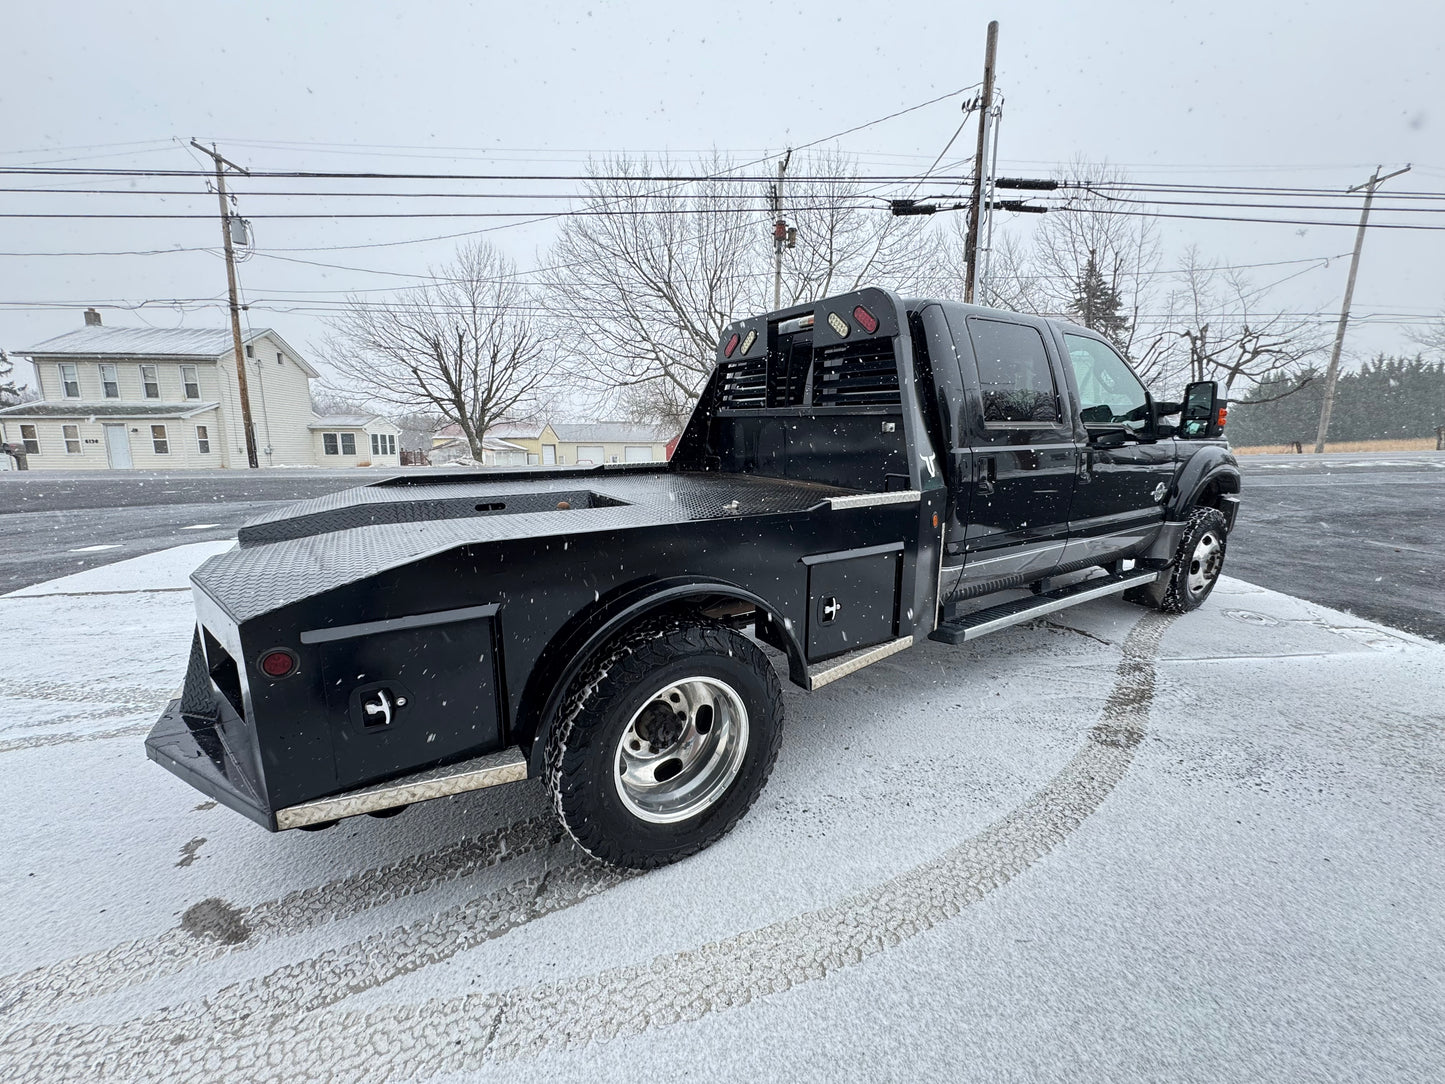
430, 427, 531, 467
484, 421, 675, 466
0, 310, 398, 470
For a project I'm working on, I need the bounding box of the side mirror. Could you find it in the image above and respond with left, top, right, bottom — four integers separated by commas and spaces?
1180, 381, 1226, 439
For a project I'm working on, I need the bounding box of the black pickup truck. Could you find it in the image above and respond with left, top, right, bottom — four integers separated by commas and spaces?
147, 288, 1240, 868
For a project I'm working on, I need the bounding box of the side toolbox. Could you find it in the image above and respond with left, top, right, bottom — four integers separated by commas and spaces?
802, 542, 904, 661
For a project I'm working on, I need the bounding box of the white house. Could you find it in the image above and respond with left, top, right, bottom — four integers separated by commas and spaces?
310, 414, 402, 467
0, 309, 397, 470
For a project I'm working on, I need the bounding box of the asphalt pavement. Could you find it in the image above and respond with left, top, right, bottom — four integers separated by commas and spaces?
3, 452, 1443, 639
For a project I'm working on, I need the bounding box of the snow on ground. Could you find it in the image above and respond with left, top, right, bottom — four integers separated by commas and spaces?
0, 549, 1441, 1082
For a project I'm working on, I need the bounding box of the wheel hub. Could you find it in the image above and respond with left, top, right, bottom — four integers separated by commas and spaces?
614, 676, 749, 824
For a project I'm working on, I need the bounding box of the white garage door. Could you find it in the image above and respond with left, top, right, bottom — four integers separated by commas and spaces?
624, 445, 652, 463
576, 445, 605, 464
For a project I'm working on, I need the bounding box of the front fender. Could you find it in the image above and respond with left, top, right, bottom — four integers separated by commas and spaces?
1167, 445, 1241, 519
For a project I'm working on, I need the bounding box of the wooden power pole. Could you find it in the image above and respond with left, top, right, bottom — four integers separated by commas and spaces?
1312, 163, 1411, 454
771, 149, 792, 310
190, 139, 259, 469
963, 20, 998, 304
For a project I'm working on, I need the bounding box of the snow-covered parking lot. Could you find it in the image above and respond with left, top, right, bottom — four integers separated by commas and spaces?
1, 544, 1442, 1082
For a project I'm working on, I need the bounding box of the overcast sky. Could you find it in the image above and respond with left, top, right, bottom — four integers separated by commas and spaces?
3, 0, 1441, 392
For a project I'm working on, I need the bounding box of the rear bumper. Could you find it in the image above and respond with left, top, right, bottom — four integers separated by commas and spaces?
146, 697, 276, 830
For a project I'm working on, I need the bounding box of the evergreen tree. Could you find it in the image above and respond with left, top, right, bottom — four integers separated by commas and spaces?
1067, 252, 1131, 344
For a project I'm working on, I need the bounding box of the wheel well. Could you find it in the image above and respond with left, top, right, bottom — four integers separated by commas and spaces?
1192, 472, 1240, 511
519, 585, 804, 773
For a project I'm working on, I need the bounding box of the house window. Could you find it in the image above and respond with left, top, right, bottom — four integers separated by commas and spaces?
181, 365, 200, 400
340, 433, 356, 456
323, 433, 339, 455
20, 424, 39, 454
527, 453, 539, 465
151, 424, 169, 454
245, 344, 255, 358
63, 424, 81, 454
140, 365, 160, 399
277, 352, 284, 365
59, 363, 80, 398
371, 433, 380, 456
100, 363, 119, 398
196, 425, 211, 454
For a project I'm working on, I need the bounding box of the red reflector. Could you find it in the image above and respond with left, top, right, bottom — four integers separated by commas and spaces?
1217, 408, 1228, 428
260, 650, 296, 678
723, 332, 739, 358
852, 305, 879, 334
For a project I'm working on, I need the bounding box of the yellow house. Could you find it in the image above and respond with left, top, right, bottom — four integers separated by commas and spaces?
487, 422, 674, 466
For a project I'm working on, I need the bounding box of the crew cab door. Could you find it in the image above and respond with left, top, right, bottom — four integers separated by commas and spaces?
1056, 332, 1178, 565
945, 311, 1079, 592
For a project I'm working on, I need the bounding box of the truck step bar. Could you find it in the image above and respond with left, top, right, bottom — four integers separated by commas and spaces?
276, 747, 528, 830
929, 568, 1161, 646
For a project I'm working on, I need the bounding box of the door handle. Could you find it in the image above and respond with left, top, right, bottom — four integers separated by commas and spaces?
363, 689, 395, 728
976, 456, 996, 497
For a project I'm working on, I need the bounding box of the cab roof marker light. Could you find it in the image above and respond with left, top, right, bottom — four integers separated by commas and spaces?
740, 329, 758, 355
723, 332, 739, 358
827, 312, 851, 338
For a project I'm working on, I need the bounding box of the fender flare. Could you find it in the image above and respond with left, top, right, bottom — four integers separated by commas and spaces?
520, 578, 805, 774
1166, 446, 1241, 520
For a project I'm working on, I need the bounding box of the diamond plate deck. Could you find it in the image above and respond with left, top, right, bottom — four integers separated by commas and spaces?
195, 471, 854, 622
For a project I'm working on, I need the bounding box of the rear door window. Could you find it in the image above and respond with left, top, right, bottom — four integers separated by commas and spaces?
966, 318, 1062, 425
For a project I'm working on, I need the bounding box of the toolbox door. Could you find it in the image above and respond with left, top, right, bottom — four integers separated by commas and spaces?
803, 543, 904, 661
301, 604, 505, 789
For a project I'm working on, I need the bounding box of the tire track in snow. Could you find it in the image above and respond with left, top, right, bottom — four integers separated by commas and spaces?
0, 612, 1174, 1080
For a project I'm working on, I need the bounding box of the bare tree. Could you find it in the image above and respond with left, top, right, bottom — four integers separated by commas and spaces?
1149, 247, 1322, 398
959, 159, 1161, 361
320, 241, 557, 460
779, 148, 947, 306
545, 151, 946, 428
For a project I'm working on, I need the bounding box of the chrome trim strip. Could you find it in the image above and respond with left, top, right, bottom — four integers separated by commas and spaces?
275, 747, 527, 829
959, 539, 1067, 569
806, 635, 914, 691
826, 490, 921, 510
300, 603, 500, 645
957, 571, 1160, 642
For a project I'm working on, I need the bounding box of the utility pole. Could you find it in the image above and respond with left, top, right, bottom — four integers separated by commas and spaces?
190, 139, 259, 469
963, 19, 998, 304
771, 149, 793, 310
1313, 163, 1411, 454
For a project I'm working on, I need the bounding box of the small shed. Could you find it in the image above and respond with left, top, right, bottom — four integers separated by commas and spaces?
309, 414, 402, 467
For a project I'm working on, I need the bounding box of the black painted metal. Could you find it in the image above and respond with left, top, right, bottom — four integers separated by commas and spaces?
147, 283, 1237, 832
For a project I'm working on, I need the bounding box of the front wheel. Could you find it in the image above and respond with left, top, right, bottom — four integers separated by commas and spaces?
1127, 506, 1229, 613
544, 619, 784, 869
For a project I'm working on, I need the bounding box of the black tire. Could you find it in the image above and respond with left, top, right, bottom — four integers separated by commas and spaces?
1126, 506, 1229, 613
544, 618, 784, 869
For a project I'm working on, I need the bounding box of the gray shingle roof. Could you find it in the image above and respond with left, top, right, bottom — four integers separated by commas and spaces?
21, 326, 270, 358
308, 415, 377, 430
0, 401, 218, 419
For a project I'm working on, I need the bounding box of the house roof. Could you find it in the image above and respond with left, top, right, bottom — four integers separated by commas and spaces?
308, 414, 394, 431
21, 325, 319, 376
0, 401, 218, 420
476, 420, 673, 444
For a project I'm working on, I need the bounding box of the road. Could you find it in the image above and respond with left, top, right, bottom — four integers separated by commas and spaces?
4, 452, 1444, 639
1228, 451, 1445, 642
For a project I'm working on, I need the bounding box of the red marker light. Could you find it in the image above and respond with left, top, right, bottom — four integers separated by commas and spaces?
723, 332, 739, 358
852, 305, 879, 334
259, 649, 297, 679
